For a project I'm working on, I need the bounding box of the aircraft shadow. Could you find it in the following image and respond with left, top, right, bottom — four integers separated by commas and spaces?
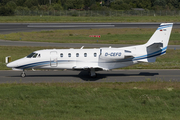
9, 71, 159, 81
78, 71, 159, 81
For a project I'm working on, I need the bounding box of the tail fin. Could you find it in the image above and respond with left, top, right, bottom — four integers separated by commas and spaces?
145, 23, 173, 47
142, 23, 173, 63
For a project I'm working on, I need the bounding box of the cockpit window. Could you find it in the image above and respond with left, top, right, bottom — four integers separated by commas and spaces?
27, 53, 36, 58
27, 53, 39, 58
33, 53, 38, 58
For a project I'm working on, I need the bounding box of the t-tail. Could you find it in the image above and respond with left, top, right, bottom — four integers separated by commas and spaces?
142, 23, 173, 62
145, 23, 173, 51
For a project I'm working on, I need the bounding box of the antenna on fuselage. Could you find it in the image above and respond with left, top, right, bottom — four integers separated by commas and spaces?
80, 46, 84, 49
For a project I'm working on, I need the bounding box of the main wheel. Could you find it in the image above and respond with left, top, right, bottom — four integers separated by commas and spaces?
88, 71, 97, 78
91, 73, 97, 78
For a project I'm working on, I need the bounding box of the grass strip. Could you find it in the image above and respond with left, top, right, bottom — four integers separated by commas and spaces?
0, 46, 180, 70
0, 82, 179, 120
0, 16, 180, 23
0, 28, 179, 45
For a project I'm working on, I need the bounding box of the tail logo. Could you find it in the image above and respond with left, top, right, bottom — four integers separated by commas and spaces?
160, 29, 166, 31
157, 24, 173, 31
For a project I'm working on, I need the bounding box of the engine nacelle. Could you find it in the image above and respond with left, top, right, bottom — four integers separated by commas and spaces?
100, 48, 125, 61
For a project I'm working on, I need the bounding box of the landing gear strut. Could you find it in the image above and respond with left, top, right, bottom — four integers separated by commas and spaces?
88, 68, 97, 77
21, 70, 26, 78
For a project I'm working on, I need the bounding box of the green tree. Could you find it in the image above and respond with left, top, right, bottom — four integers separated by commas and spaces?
16, 0, 26, 6
0, 6, 14, 16
6, 1, 17, 10
16, 6, 30, 11
52, 3, 63, 10
152, 0, 167, 10
38, 5, 49, 10
153, 0, 166, 6
90, 3, 100, 10
136, 0, 152, 9
1, 0, 13, 5
38, 0, 49, 5
74, 0, 84, 9
65, 0, 84, 9
24, 0, 38, 8
110, 0, 131, 10
167, 0, 179, 9
129, 0, 138, 8
84, 0, 96, 10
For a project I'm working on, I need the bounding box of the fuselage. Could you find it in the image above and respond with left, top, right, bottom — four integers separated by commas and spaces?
6, 43, 167, 71
6, 47, 134, 71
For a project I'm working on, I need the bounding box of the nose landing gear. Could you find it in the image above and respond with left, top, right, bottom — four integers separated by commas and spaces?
21, 70, 26, 78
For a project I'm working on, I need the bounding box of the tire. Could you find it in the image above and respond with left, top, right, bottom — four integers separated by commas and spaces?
21, 73, 26, 78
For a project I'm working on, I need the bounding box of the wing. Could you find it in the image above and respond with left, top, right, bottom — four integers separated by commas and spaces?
72, 66, 108, 71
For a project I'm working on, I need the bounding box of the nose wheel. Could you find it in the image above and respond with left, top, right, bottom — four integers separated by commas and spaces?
21, 71, 26, 78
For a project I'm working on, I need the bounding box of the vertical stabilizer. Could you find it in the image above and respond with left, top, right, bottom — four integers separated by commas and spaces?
137, 23, 173, 63
145, 23, 173, 47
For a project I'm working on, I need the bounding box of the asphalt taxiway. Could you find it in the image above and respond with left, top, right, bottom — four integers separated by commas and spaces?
1, 23, 180, 34
0, 69, 179, 83
0, 39, 180, 49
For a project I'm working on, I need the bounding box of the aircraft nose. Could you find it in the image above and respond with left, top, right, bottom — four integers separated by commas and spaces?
7, 62, 17, 68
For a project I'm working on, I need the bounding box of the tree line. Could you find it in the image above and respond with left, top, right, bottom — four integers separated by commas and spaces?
0, 0, 180, 16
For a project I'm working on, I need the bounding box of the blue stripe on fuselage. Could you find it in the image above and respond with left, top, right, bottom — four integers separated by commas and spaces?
16, 61, 50, 69
133, 47, 167, 60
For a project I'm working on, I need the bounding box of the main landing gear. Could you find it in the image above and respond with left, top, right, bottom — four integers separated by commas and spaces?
88, 68, 97, 78
21, 70, 26, 78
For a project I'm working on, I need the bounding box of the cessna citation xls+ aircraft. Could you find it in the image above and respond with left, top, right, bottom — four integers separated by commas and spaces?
7, 23, 173, 77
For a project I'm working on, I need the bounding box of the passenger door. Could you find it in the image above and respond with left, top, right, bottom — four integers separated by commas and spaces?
50, 51, 58, 67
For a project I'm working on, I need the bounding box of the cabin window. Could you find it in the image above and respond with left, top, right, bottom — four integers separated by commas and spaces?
68, 53, 71, 57
84, 53, 87, 57
76, 53, 79, 57
94, 53, 97, 57
125, 50, 131, 53
60, 53, 63, 57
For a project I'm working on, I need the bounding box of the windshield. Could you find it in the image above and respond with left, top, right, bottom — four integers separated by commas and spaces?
27, 53, 39, 58
27, 53, 35, 58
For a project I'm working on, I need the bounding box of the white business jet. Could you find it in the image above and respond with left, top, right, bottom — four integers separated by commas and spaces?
7, 23, 173, 77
